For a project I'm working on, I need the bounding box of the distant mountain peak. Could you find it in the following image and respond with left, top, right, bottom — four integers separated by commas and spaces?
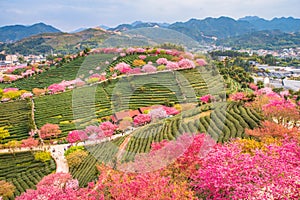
131, 21, 143, 27
98, 25, 110, 30
239, 16, 263, 21
32, 22, 47, 26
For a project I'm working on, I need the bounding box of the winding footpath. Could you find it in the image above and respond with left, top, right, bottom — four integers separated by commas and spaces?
116, 135, 133, 162
30, 99, 38, 132
0, 127, 137, 174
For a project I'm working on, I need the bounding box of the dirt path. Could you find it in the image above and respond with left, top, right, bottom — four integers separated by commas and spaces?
0, 144, 69, 173
49, 144, 69, 173
0, 127, 137, 174
30, 99, 38, 131
115, 134, 133, 162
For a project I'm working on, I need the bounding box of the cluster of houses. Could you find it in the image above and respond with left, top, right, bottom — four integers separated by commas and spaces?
255, 65, 300, 79
253, 65, 300, 91
237, 48, 300, 59
111, 105, 161, 123
0, 54, 47, 67
256, 65, 300, 79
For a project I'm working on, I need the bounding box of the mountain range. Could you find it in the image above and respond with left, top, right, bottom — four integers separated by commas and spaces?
239, 16, 300, 32
217, 30, 300, 50
1, 16, 300, 54
0, 23, 61, 43
0, 28, 113, 55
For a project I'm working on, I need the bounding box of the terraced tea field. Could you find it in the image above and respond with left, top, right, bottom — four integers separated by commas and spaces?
0, 101, 32, 144
0, 54, 116, 91
70, 136, 126, 187
67, 102, 262, 186
34, 69, 212, 137
0, 152, 56, 199
120, 102, 261, 162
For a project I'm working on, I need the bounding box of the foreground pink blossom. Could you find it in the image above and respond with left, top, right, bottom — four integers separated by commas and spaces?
192, 138, 300, 200
254, 87, 279, 98
84, 125, 104, 139
16, 173, 97, 200
262, 99, 300, 127
120, 133, 214, 174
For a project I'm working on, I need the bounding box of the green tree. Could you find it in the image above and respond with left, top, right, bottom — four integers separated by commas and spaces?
18, 56, 25, 63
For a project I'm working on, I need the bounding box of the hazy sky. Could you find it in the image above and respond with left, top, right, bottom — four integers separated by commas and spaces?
0, 0, 299, 32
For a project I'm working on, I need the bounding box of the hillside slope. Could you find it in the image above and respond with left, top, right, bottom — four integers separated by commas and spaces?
0, 23, 61, 42
0, 28, 113, 55
217, 30, 300, 49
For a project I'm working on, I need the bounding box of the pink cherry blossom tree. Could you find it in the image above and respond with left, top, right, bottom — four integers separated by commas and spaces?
149, 107, 168, 121
67, 130, 88, 143
178, 59, 195, 69
191, 138, 300, 199
262, 99, 300, 127
39, 124, 61, 139
133, 114, 151, 126
99, 121, 118, 137
196, 58, 207, 66
21, 137, 39, 148
162, 106, 180, 116
141, 64, 157, 73
114, 62, 131, 74
84, 125, 104, 139
249, 83, 258, 91
166, 61, 179, 70
156, 58, 168, 65
127, 68, 141, 75
229, 92, 248, 101
48, 83, 66, 94
16, 173, 97, 200
199, 94, 213, 104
